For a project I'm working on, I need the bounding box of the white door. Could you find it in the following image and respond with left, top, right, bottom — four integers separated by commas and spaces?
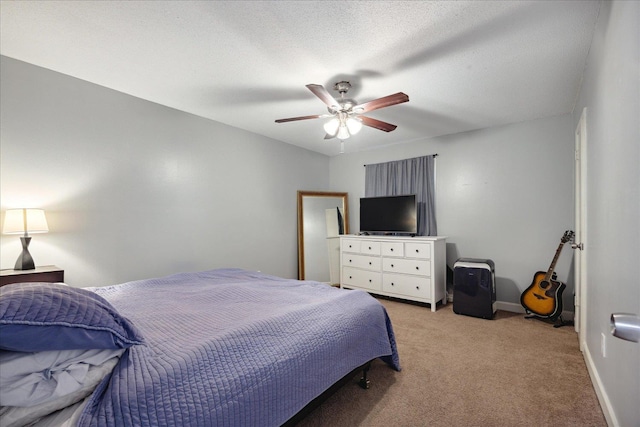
574, 108, 588, 350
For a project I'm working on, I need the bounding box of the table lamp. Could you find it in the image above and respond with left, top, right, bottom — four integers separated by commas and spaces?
2, 208, 49, 270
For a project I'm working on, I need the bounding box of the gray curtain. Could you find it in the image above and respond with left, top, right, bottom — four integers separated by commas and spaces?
365, 155, 437, 236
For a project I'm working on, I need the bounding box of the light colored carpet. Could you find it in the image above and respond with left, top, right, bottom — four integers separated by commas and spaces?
297, 297, 606, 426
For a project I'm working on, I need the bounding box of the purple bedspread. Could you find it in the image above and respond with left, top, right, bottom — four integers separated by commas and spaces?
79, 269, 400, 426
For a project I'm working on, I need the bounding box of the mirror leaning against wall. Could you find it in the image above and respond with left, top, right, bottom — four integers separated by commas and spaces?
297, 191, 349, 285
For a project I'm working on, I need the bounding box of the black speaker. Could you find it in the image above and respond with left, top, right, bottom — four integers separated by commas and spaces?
453, 258, 496, 319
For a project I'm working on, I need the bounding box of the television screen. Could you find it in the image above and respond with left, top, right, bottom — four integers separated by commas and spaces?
359, 195, 417, 235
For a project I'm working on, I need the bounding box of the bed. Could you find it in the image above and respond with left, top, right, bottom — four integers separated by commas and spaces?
0, 268, 401, 426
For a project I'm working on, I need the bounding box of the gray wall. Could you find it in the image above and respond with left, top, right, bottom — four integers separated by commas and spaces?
2, 2, 638, 421
328, 1, 640, 424
0, 56, 330, 286
573, 1, 639, 425
330, 114, 575, 312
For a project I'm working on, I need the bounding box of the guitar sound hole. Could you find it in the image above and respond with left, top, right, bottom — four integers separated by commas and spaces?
540, 280, 550, 289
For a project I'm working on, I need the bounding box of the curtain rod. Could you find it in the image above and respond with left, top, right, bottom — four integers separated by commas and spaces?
364, 153, 438, 167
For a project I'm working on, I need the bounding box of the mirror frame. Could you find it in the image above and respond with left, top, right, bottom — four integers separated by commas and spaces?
297, 190, 349, 280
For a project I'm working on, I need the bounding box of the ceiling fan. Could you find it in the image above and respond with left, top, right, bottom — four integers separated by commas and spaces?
275, 81, 409, 140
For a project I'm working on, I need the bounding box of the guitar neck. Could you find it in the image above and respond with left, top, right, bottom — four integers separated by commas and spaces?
545, 243, 566, 281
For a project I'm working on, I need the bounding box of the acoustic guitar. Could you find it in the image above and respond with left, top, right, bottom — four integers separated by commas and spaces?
520, 230, 574, 319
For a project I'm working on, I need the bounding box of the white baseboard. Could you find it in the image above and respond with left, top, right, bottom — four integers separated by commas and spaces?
447, 297, 575, 319
583, 345, 618, 426
495, 301, 575, 319
495, 301, 526, 313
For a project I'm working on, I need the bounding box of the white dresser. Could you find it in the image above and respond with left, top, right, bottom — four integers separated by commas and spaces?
340, 235, 447, 312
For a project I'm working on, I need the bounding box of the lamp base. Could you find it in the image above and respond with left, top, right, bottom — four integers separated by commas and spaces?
14, 236, 35, 270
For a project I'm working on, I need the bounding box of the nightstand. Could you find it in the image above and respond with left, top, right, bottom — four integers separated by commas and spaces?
0, 265, 64, 287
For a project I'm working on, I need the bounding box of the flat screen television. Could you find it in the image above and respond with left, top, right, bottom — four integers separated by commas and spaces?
359, 194, 417, 235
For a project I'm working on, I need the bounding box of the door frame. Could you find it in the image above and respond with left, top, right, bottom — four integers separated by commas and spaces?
574, 107, 588, 350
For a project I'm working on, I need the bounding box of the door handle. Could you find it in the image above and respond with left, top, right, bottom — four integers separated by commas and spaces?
610, 313, 640, 343
571, 242, 584, 250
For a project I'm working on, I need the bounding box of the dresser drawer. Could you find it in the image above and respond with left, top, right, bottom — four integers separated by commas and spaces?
343, 267, 382, 291
405, 242, 431, 259
342, 253, 381, 271
342, 239, 361, 253
381, 241, 404, 257
382, 258, 431, 276
359, 241, 381, 255
383, 273, 431, 299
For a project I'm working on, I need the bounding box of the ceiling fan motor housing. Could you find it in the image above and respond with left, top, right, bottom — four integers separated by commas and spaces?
328, 100, 356, 114
333, 81, 351, 94
327, 81, 356, 113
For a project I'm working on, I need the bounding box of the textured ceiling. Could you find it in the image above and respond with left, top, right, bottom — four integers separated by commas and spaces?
0, 1, 601, 156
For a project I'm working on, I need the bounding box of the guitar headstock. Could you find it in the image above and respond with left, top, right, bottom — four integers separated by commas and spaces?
561, 230, 575, 243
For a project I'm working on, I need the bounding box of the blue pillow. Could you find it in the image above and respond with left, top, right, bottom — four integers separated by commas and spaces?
0, 283, 144, 352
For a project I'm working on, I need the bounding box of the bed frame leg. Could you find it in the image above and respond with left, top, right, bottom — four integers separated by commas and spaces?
358, 362, 371, 389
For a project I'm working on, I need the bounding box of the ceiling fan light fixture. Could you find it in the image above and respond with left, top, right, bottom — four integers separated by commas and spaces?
337, 124, 350, 140
323, 118, 340, 136
346, 117, 362, 135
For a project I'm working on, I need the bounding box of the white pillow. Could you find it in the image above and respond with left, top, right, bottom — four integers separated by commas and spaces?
0, 352, 120, 427
0, 348, 124, 407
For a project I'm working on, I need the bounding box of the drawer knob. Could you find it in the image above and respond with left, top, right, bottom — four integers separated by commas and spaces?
415, 249, 419, 253
349, 276, 352, 279
391, 264, 394, 268
369, 279, 372, 283
390, 248, 394, 251
416, 286, 420, 290
391, 282, 395, 286
369, 262, 372, 265
416, 266, 419, 270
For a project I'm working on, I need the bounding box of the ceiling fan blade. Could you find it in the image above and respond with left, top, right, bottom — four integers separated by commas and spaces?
324, 133, 336, 140
354, 92, 409, 113
360, 116, 398, 132
306, 84, 340, 109
275, 114, 323, 123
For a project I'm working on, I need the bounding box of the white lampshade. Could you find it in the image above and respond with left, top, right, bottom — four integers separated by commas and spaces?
323, 118, 340, 136
346, 117, 363, 135
2, 209, 49, 235
337, 125, 350, 140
